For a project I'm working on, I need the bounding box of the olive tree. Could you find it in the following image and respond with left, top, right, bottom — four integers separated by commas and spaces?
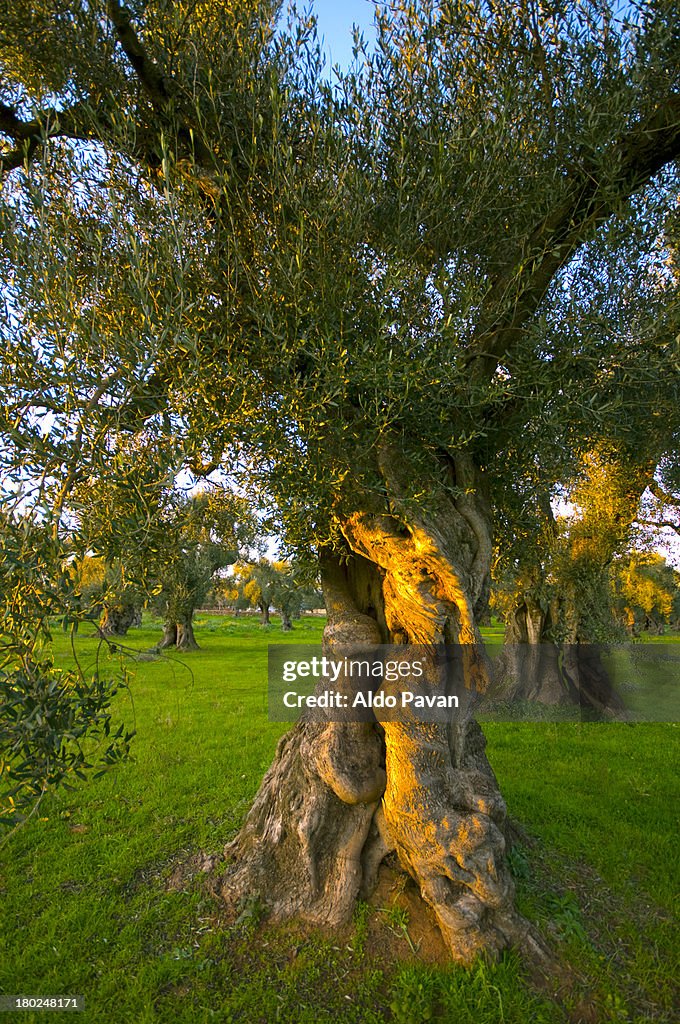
612, 551, 680, 633
150, 489, 256, 650
231, 558, 313, 628
74, 555, 143, 637
1, 0, 679, 961
492, 447, 655, 712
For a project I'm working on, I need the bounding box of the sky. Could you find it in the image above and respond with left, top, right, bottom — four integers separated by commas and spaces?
310, 0, 378, 69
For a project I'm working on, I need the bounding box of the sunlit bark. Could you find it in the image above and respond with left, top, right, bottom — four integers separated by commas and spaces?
224, 456, 546, 962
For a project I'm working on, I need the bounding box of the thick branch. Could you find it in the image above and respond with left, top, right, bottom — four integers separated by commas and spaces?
0, 141, 38, 174
648, 479, 680, 507
0, 98, 95, 175
641, 480, 680, 535
471, 94, 680, 371
637, 518, 679, 535
1, 6, 215, 190
106, 0, 172, 111
0, 102, 35, 140
106, 0, 215, 174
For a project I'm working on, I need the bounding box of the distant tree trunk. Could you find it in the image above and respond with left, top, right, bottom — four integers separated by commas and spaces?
159, 615, 199, 650
259, 602, 270, 626
494, 581, 626, 717
176, 616, 199, 650
99, 604, 136, 638
223, 454, 546, 964
493, 593, 567, 705
280, 609, 293, 631
158, 621, 178, 649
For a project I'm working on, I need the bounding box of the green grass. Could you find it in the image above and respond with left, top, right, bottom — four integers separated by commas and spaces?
0, 615, 678, 1023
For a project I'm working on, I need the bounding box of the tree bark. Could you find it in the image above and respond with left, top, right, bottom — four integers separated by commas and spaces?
280, 609, 293, 631
259, 603, 270, 626
159, 617, 200, 650
494, 591, 627, 717
176, 616, 200, 650
493, 595, 567, 706
99, 604, 136, 637
158, 621, 178, 649
222, 454, 545, 963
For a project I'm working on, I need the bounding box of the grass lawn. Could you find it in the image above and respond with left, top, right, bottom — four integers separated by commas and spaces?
0, 615, 678, 1023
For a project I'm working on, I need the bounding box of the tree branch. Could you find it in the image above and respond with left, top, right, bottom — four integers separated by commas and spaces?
1, 4, 215, 191
0, 140, 39, 174
0, 97, 99, 175
0, 102, 36, 140
105, 0, 215, 175
105, 0, 172, 111
471, 94, 680, 371
636, 518, 679, 535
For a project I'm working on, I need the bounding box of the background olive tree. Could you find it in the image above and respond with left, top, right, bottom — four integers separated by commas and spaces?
148, 489, 259, 651
229, 558, 320, 628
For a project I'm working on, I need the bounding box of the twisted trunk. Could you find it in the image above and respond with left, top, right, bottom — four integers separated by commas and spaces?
158, 615, 199, 651
99, 603, 137, 638
176, 616, 199, 650
223, 455, 544, 963
493, 593, 566, 705
158, 621, 178, 649
495, 587, 626, 717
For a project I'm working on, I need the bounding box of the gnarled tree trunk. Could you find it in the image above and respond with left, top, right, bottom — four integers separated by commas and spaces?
494, 586, 627, 717
259, 603, 270, 626
493, 593, 568, 706
158, 621, 178, 649
159, 616, 200, 650
99, 603, 137, 638
176, 616, 199, 650
223, 454, 544, 963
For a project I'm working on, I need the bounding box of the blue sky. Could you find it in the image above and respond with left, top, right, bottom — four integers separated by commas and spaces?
310, 0, 378, 68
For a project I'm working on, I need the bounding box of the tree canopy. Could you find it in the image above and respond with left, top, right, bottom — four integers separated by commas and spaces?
1, 0, 678, 549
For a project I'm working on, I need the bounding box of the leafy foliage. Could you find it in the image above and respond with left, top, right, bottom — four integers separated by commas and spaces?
1, 1, 678, 544
493, 446, 657, 642
228, 558, 320, 627
73, 555, 143, 636
0, 509, 133, 830
612, 551, 680, 633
